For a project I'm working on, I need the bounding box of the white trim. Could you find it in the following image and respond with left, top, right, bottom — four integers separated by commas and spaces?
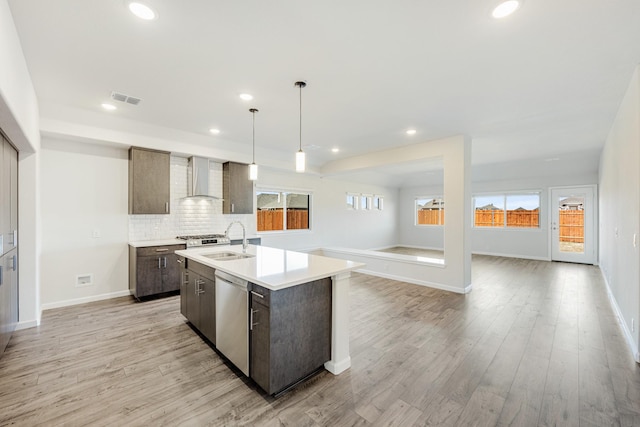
41, 290, 132, 311
367, 244, 445, 253
355, 268, 471, 294
326, 246, 445, 267
600, 267, 640, 363
471, 250, 551, 262
16, 318, 40, 330
256, 184, 314, 194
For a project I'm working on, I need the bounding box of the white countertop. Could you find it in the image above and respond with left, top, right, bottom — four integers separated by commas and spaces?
175, 245, 365, 290
129, 239, 186, 248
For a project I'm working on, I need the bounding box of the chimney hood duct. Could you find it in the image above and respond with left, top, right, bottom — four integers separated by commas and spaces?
187, 156, 220, 198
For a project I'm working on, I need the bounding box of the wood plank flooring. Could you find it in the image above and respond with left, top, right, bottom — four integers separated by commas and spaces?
1, 255, 639, 426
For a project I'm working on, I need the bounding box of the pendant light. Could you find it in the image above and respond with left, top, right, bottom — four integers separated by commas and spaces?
249, 108, 259, 180
295, 81, 307, 173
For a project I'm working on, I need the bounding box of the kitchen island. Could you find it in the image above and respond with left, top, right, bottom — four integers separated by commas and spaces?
175, 244, 364, 395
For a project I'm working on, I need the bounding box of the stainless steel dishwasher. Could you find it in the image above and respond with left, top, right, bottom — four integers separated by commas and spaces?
215, 270, 249, 376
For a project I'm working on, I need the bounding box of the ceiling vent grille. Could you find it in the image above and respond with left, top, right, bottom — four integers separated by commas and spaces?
110, 91, 142, 106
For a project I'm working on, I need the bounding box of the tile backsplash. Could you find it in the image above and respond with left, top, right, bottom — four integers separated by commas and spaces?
129, 156, 255, 241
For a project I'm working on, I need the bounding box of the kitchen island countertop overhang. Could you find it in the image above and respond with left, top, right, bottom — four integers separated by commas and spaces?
175, 244, 364, 291
175, 244, 365, 378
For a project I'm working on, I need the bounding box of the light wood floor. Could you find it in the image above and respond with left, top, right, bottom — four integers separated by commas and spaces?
1, 256, 639, 426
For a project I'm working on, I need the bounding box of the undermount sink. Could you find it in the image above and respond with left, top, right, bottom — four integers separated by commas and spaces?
202, 252, 255, 261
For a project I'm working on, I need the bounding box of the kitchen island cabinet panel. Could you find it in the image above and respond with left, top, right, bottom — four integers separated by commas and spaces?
180, 260, 216, 345
128, 147, 170, 215
250, 278, 332, 395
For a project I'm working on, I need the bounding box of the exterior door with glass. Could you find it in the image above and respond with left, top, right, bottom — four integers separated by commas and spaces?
550, 186, 596, 264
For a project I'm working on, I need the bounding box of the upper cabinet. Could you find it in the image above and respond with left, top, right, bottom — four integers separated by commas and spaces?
223, 162, 254, 214
129, 147, 171, 215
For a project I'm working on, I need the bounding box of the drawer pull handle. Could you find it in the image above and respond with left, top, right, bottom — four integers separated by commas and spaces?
155, 248, 169, 252
250, 291, 264, 299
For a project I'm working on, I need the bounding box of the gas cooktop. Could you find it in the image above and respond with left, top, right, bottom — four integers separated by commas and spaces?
176, 234, 230, 248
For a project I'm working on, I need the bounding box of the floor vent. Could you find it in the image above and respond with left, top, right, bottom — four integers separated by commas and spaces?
111, 91, 142, 106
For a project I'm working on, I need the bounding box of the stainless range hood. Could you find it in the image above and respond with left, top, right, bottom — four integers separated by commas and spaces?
187, 156, 220, 198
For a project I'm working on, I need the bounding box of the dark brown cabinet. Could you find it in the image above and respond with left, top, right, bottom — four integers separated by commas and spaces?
181, 259, 216, 344
129, 147, 171, 215
249, 279, 332, 395
223, 162, 254, 214
129, 244, 185, 299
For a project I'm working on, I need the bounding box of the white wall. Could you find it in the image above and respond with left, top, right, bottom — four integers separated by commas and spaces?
40, 139, 129, 308
599, 66, 640, 362
257, 168, 398, 251
399, 184, 444, 250
40, 139, 258, 309
0, 0, 41, 328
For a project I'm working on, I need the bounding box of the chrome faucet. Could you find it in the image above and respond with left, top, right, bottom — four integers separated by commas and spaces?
225, 221, 247, 252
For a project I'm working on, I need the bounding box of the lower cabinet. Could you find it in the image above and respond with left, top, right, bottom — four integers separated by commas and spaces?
249, 278, 332, 395
129, 244, 185, 299
180, 259, 216, 345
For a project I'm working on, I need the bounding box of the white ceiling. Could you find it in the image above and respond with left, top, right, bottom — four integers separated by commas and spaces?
7, 0, 640, 183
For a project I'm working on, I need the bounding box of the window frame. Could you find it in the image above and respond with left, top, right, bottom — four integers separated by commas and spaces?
256, 187, 313, 234
472, 191, 541, 229
415, 196, 444, 227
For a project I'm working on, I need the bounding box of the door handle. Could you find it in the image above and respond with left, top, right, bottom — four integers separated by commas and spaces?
163, 257, 167, 268
165, 202, 169, 213
158, 257, 161, 269
11, 255, 16, 271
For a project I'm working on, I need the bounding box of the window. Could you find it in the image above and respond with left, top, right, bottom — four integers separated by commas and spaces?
416, 197, 444, 226
346, 193, 358, 210
361, 194, 372, 210
473, 193, 540, 228
373, 195, 384, 210
257, 190, 311, 232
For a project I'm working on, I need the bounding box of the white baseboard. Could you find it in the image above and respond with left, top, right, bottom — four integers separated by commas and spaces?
41, 290, 132, 312
471, 251, 550, 262
356, 268, 471, 294
16, 318, 40, 330
600, 268, 640, 363
324, 356, 351, 375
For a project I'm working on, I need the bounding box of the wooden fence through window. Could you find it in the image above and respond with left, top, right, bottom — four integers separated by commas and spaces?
257, 209, 309, 231
416, 209, 584, 242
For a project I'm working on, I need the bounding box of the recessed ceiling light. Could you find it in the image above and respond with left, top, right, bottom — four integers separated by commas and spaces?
492, 0, 521, 19
209, 128, 220, 135
127, 1, 157, 20
239, 93, 253, 101
331, 148, 340, 153
101, 103, 117, 111
406, 129, 417, 135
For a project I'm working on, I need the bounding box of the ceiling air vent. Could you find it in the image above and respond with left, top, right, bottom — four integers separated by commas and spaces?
110, 91, 142, 106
